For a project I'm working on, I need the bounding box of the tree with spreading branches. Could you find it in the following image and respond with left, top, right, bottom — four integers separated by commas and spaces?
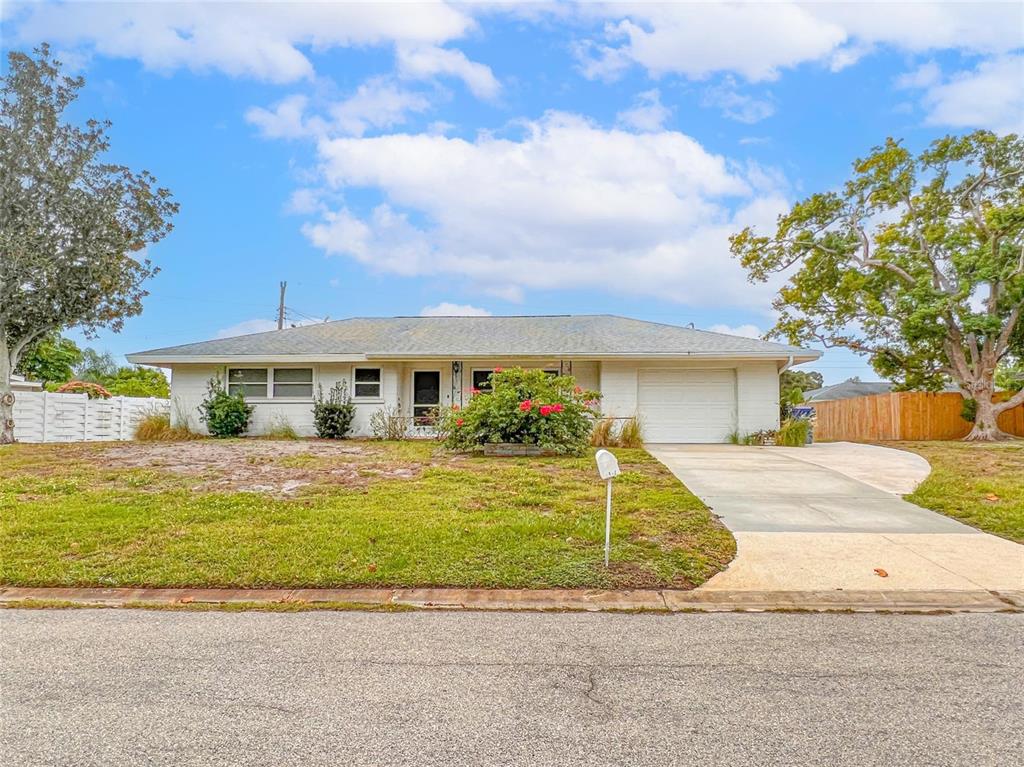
731, 131, 1024, 441
0, 45, 177, 442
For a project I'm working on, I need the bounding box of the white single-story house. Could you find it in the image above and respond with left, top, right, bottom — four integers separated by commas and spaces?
126, 315, 820, 443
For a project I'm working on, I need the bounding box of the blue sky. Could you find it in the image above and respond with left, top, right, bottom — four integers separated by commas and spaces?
4, 1, 1022, 383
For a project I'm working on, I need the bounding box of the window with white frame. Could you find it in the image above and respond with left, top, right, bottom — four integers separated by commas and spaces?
273, 368, 313, 398
353, 367, 382, 399
227, 367, 313, 399
227, 368, 268, 398
471, 369, 494, 392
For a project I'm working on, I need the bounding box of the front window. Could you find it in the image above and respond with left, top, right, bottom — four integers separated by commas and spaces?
353, 367, 382, 399
273, 368, 313, 398
472, 370, 494, 392
227, 368, 268, 398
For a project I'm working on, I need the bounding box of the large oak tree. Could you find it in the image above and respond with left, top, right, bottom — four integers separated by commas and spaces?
731, 131, 1024, 441
0, 45, 176, 442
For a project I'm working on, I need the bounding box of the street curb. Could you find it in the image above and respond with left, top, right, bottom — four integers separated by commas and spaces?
1, 586, 1019, 613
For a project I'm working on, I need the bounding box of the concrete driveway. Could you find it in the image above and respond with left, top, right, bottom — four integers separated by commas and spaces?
648, 443, 1023, 593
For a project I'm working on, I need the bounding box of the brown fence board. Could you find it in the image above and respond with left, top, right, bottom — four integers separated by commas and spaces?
812, 391, 1024, 442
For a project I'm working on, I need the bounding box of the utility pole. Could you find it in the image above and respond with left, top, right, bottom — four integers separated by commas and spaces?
277, 281, 287, 330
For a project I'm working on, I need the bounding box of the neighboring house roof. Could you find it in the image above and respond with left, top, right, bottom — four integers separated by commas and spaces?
804, 379, 895, 402
127, 315, 820, 364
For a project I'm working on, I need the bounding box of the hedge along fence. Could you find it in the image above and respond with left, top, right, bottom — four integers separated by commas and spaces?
11, 390, 170, 443
811, 391, 1024, 442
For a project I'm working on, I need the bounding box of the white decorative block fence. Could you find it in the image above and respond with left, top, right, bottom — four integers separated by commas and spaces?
10, 391, 170, 443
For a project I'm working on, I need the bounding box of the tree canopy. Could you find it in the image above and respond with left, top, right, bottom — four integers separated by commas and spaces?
731, 131, 1024, 440
0, 44, 176, 442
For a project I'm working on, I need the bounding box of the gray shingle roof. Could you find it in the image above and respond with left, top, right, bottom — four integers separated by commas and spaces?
804, 379, 895, 402
128, 315, 818, 361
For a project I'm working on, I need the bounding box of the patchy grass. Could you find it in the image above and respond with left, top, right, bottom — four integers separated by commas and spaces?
888, 441, 1024, 543
0, 440, 734, 590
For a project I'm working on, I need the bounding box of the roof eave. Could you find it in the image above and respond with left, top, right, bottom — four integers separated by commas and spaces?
128, 350, 821, 365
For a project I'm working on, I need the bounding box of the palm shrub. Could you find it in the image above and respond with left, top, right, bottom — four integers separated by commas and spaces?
312, 381, 356, 439
198, 377, 253, 437
441, 368, 599, 455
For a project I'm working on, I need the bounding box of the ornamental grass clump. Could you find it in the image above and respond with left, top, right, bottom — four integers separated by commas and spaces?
441, 368, 599, 455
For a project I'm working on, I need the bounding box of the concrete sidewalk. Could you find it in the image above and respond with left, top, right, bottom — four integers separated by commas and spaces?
1, 585, 1020, 613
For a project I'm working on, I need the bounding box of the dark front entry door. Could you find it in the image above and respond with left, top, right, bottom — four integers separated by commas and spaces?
413, 371, 441, 424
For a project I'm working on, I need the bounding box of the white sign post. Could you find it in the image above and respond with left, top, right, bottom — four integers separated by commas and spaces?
594, 449, 621, 568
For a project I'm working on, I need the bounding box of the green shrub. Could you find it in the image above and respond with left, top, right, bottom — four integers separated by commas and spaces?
312, 381, 356, 439
960, 397, 977, 423
441, 368, 599, 455
197, 377, 254, 438
777, 418, 810, 446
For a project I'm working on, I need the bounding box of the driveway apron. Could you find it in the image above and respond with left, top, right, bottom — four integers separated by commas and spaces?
647, 443, 1023, 593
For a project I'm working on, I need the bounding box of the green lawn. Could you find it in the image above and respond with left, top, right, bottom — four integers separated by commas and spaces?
890, 441, 1024, 543
0, 440, 734, 590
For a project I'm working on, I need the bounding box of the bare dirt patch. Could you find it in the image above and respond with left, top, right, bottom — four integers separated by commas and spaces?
99, 440, 449, 496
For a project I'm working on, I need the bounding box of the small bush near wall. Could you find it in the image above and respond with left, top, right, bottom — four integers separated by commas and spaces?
135, 412, 201, 441
312, 382, 356, 439
441, 368, 599, 456
370, 402, 409, 440
198, 378, 254, 438
266, 413, 300, 440
590, 416, 643, 448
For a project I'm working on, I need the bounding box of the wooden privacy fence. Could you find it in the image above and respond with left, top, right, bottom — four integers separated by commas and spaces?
11, 391, 170, 443
811, 391, 1024, 442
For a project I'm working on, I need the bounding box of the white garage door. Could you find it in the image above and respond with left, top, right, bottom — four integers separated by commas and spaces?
637, 369, 737, 443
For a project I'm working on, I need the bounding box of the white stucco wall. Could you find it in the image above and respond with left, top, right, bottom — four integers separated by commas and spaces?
598, 359, 780, 440
169, 358, 780, 440
169, 359, 598, 438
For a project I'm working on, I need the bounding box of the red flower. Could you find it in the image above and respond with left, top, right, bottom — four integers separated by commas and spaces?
451, 404, 460, 411
456, 418, 464, 427
493, 366, 503, 372
552, 403, 564, 413
573, 385, 582, 394
519, 399, 532, 411
470, 387, 481, 395
539, 405, 553, 416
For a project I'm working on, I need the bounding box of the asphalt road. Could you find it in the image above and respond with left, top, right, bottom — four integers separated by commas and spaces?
2, 610, 1021, 767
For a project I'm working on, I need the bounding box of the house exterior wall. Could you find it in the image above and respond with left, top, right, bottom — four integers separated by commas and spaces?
169, 359, 602, 438
599, 359, 780, 437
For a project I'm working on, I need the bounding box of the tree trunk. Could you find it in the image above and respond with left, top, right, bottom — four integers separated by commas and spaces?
963, 381, 1011, 442
0, 350, 15, 445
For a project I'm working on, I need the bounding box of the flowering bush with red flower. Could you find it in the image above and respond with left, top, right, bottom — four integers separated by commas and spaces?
440, 367, 600, 455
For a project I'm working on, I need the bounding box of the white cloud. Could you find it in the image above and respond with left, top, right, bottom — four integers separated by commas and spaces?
701, 78, 775, 124
708, 323, 763, 340
396, 44, 501, 100
895, 61, 942, 91
420, 303, 492, 317
8, 1, 475, 82
917, 55, 1024, 135
576, 3, 846, 82
216, 315, 323, 339
575, 2, 1023, 82
245, 95, 317, 139
329, 78, 434, 136
246, 78, 433, 140
215, 319, 280, 339
301, 111, 789, 308
616, 89, 671, 132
